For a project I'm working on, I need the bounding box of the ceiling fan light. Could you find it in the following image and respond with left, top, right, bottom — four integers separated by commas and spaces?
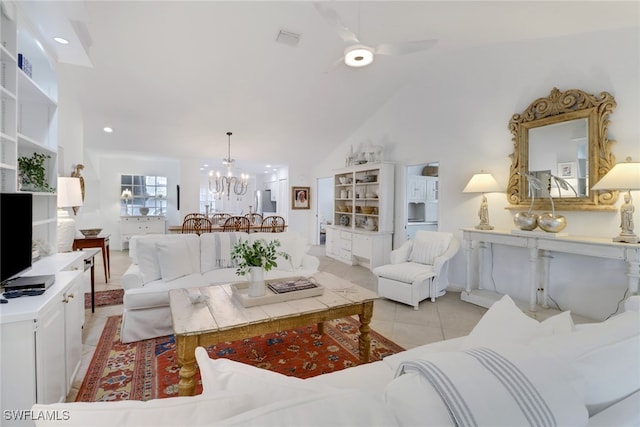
344, 46, 374, 67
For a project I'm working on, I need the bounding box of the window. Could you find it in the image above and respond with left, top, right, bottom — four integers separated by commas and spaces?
120, 175, 167, 216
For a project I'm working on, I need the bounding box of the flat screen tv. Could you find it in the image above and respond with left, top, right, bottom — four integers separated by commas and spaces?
1, 193, 33, 284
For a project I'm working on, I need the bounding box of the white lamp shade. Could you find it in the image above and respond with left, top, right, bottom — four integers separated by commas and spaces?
57, 177, 83, 208
121, 188, 133, 200
463, 173, 502, 193
591, 159, 640, 191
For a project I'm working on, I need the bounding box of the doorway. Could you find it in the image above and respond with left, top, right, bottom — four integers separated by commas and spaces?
405, 162, 439, 240
315, 176, 333, 245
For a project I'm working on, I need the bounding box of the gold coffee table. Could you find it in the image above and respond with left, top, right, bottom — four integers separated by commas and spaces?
169, 271, 378, 396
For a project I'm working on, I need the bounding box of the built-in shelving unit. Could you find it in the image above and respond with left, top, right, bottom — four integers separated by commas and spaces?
326, 162, 394, 270
0, 2, 58, 250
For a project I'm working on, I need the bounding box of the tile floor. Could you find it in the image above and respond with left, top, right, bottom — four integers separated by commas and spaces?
69, 244, 575, 401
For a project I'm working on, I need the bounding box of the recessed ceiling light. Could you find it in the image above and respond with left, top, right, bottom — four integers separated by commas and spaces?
344, 46, 374, 67
265, 164, 271, 168
53, 37, 69, 45
103, 127, 113, 133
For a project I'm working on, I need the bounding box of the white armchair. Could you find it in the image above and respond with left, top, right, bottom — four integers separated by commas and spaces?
373, 231, 459, 310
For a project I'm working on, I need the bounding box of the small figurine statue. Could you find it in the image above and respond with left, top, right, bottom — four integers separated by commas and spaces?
71, 164, 85, 215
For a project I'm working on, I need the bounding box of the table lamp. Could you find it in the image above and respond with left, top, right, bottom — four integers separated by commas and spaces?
591, 157, 640, 243
121, 188, 133, 216
463, 172, 503, 230
57, 177, 84, 252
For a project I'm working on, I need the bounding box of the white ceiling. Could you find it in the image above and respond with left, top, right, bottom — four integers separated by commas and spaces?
23, 1, 639, 175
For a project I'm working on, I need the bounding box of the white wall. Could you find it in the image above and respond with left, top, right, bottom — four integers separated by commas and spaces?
313, 28, 640, 320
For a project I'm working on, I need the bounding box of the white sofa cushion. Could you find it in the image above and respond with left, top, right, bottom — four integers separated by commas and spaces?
156, 238, 197, 281
124, 273, 210, 309
136, 239, 162, 284
373, 262, 435, 283
408, 230, 452, 265
200, 232, 248, 273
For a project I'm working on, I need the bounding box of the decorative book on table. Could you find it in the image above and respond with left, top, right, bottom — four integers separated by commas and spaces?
268, 278, 318, 294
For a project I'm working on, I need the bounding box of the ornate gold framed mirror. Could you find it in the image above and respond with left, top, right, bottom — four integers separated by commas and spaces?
507, 87, 618, 211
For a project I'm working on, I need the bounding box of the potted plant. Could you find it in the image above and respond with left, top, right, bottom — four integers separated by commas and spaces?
18, 152, 54, 192
231, 239, 290, 297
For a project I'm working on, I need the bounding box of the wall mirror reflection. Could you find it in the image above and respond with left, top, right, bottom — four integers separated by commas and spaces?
507, 87, 618, 211
120, 175, 167, 216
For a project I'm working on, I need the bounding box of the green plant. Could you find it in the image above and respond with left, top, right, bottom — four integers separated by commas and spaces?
18, 152, 54, 192
231, 239, 290, 276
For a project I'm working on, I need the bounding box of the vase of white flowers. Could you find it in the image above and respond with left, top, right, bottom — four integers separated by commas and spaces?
231, 239, 290, 297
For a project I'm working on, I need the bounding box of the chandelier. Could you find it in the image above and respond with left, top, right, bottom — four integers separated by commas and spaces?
209, 131, 249, 200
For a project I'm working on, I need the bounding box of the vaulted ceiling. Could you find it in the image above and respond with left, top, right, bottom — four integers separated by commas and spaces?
23, 1, 639, 175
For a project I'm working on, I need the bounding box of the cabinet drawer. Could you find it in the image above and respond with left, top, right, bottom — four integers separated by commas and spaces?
340, 239, 352, 250
339, 231, 352, 240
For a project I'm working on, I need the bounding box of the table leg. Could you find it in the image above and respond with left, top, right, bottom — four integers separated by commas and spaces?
176, 335, 198, 396
317, 322, 324, 335
101, 243, 109, 283
91, 262, 95, 313
105, 240, 111, 280
358, 301, 374, 363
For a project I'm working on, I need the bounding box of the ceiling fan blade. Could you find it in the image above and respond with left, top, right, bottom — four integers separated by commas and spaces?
313, 2, 360, 44
375, 39, 437, 56
323, 56, 345, 74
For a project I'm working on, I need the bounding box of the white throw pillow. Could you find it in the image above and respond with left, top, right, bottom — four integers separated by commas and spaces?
385, 345, 588, 427
530, 310, 640, 416
409, 231, 452, 265
136, 239, 161, 284
461, 295, 547, 349
200, 232, 246, 272
156, 239, 194, 282
250, 232, 303, 272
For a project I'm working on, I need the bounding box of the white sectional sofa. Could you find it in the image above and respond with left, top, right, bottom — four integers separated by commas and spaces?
33, 295, 640, 426
120, 232, 319, 343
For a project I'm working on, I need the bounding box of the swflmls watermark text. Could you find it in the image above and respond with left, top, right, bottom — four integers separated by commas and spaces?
3, 409, 70, 421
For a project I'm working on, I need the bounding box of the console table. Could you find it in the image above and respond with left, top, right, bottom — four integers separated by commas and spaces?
461, 228, 640, 311
73, 234, 110, 283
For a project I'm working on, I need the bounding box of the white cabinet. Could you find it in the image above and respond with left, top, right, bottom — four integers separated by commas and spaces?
0, 3, 58, 248
407, 175, 427, 201
327, 162, 394, 270
121, 215, 166, 249
1, 262, 84, 426
426, 177, 438, 202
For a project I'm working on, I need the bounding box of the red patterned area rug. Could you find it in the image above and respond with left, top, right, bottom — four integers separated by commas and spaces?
76, 315, 404, 402
84, 289, 124, 309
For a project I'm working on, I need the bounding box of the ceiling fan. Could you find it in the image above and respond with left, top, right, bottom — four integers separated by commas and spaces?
314, 2, 437, 69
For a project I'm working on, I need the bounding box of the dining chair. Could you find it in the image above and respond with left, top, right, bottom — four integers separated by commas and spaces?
222, 216, 251, 233
261, 215, 286, 232
182, 217, 213, 235
211, 213, 231, 226
183, 213, 207, 221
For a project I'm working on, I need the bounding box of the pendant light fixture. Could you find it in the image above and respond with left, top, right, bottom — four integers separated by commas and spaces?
211, 132, 249, 200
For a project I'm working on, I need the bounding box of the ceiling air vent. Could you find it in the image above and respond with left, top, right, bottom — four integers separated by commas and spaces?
276, 30, 300, 47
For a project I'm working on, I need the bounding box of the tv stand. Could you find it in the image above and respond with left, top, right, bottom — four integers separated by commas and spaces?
0, 252, 87, 426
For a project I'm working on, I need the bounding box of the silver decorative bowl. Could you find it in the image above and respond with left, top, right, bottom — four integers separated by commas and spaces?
80, 228, 102, 237
513, 212, 538, 231
538, 213, 567, 233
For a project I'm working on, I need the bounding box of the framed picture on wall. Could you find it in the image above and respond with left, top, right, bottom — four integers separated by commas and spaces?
557, 162, 576, 178
292, 186, 310, 210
